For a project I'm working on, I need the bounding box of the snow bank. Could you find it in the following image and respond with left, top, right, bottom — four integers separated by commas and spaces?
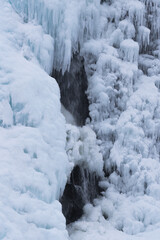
69, 197, 160, 240
0, 0, 69, 239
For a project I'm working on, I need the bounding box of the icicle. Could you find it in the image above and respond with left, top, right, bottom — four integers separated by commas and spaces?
138, 26, 150, 52
127, 1, 145, 26
10, 0, 101, 74
109, 29, 124, 48
118, 20, 135, 39
120, 39, 139, 63
140, 0, 160, 39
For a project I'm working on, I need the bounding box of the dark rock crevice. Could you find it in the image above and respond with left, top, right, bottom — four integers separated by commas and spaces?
52, 53, 89, 126
60, 165, 102, 225
53, 53, 103, 224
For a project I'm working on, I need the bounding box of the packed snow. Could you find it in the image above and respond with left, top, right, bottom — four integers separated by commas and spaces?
0, 0, 69, 239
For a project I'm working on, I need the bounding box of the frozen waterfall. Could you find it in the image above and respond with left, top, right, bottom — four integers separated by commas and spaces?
1, 0, 160, 240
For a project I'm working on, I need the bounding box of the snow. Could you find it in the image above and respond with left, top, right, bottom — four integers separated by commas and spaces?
68, 208, 160, 240
80, 0, 160, 239
0, 0, 69, 239
66, 124, 104, 176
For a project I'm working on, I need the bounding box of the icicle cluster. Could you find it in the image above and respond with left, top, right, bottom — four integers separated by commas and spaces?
10, 0, 102, 74
81, 0, 160, 235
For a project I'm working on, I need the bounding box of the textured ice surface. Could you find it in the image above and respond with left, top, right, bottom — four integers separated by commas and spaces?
81, 0, 160, 237
0, 0, 69, 239
66, 124, 103, 176
2, 0, 160, 239
10, 0, 102, 74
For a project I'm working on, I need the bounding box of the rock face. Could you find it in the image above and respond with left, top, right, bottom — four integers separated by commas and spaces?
60, 165, 102, 224
52, 53, 89, 126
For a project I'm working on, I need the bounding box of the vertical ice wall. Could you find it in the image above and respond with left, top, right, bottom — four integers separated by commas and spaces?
10, 0, 102, 74
0, 0, 69, 239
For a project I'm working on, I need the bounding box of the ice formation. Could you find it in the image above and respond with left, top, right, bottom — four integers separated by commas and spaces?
79, 0, 160, 238
10, 0, 102, 74
0, 0, 69, 239
66, 124, 103, 176
1, 0, 160, 239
